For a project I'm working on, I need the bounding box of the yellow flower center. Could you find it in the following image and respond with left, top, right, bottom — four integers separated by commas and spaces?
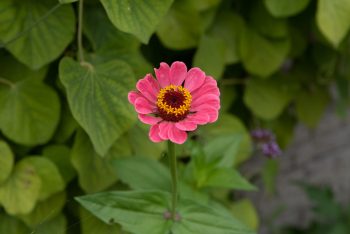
156, 85, 192, 122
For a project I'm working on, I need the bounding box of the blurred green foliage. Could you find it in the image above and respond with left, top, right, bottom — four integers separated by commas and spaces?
0, 0, 350, 233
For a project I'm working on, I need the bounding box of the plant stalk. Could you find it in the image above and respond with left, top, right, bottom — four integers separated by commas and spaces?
0, 77, 14, 88
167, 141, 178, 220
77, 0, 85, 62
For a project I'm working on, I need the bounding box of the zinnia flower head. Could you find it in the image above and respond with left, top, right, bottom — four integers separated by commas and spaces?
128, 61, 220, 144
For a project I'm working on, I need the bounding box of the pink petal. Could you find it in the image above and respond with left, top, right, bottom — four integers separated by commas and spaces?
138, 114, 162, 125
155, 62, 171, 88
184, 68, 206, 92
168, 124, 187, 144
134, 97, 156, 114
191, 94, 220, 111
191, 76, 220, 100
149, 124, 163, 142
170, 61, 187, 86
158, 122, 171, 140
128, 91, 142, 105
175, 120, 197, 131
186, 113, 209, 125
136, 74, 160, 103
196, 106, 219, 123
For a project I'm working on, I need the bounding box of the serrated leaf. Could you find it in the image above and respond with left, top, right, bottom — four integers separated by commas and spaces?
0, 0, 75, 69
0, 79, 60, 145
77, 190, 255, 234
71, 130, 126, 193
100, 0, 173, 43
244, 78, 293, 120
231, 199, 259, 231
0, 159, 41, 215
0, 141, 14, 184
203, 168, 256, 191
24, 157, 65, 200
208, 11, 244, 64
239, 27, 290, 77
0, 213, 29, 234
193, 35, 226, 79
264, 0, 311, 17
295, 88, 330, 128
59, 57, 136, 156
18, 192, 66, 227
317, 0, 350, 47
42, 145, 76, 184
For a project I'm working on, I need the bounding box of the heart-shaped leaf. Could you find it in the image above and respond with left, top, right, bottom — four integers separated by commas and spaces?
59, 57, 136, 155
264, 0, 311, 17
0, 141, 14, 184
100, 0, 173, 43
0, 80, 60, 145
0, 0, 75, 69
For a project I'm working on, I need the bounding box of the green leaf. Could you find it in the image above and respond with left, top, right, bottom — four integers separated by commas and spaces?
77, 190, 172, 234
203, 168, 256, 191
295, 88, 330, 128
23, 157, 65, 200
59, 57, 136, 156
193, 35, 226, 79
84, 6, 152, 77
200, 114, 252, 165
231, 199, 259, 231
31, 214, 67, 234
80, 207, 122, 234
156, 0, 208, 49
173, 200, 255, 234
0, 54, 48, 82
244, 78, 293, 119
71, 130, 124, 193
0, 159, 41, 215
239, 27, 290, 77
18, 192, 66, 227
53, 102, 78, 144
317, 0, 350, 47
0, 79, 60, 145
42, 144, 76, 184
264, 0, 311, 17
0, 213, 29, 234
249, 2, 288, 38
100, 0, 173, 43
59, 0, 77, 3
0, 0, 75, 69
77, 190, 255, 234
112, 157, 170, 191
128, 123, 165, 159
0, 141, 14, 184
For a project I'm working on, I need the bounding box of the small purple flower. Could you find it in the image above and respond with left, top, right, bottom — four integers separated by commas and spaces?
250, 129, 275, 143
261, 142, 282, 158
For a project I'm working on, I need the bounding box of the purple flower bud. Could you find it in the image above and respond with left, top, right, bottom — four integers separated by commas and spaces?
261, 142, 282, 158
250, 129, 275, 143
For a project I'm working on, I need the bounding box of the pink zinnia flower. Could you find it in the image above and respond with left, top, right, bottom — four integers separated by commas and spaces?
128, 61, 220, 144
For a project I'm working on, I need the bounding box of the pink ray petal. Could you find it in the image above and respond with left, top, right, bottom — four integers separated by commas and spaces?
135, 97, 156, 114
136, 74, 160, 103
138, 114, 162, 125
184, 68, 206, 92
158, 122, 171, 140
170, 61, 187, 86
128, 91, 142, 105
175, 120, 197, 131
186, 113, 209, 125
149, 124, 163, 142
155, 62, 171, 88
168, 124, 187, 144
196, 106, 219, 123
191, 94, 220, 111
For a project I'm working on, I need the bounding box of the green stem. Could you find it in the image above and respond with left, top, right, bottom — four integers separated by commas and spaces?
167, 141, 178, 220
77, 0, 85, 62
0, 77, 14, 88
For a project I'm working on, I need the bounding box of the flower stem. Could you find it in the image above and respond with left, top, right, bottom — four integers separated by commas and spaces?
77, 0, 85, 63
0, 77, 14, 88
167, 141, 178, 220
